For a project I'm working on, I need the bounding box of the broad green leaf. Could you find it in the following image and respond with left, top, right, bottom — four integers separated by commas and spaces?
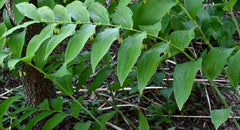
8, 58, 20, 70
16, 2, 41, 21
33, 39, 49, 69
139, 112, 150, 130
11, 110, 38, 127
9, 30, 26, 58
38, 6, 55, 22
74, 121, 91, 130
111, 6, 133, 28
223, 0, 237, 12
174, 59, 202, 110
53, 4, 71, 22
13, 3, 25, 25
137, 43, 167, 94
66, 1, 90, 22
139, 21, 161, 36
88, 68, 113, 94
0, 96, 21, 128
135, 0, 177, 25
203, 47, 234, 81
211, 108, 231, 129
117, 33, 147, 86
56, 74, 74, 96
170, 28, 195, 49
88, 2, 109, 24
160, 28, 195, 62
118, 0, 131, 7
38, 99, 50, 110
42, 112, 68, 130
38, 0, 54, 9
45, 24, 76, 60
0, 0, 7, 9
0, 51, 10, 65
24, 110, 55, 130
26, 23, 56, 57
84, 0, 94, 7
226, 50, 240, 90
71, 96, 84, 117
76, 66, 93, 91
10, 106, 36, 117
91, 28, 119, 72
184, 0, 204, 20
65, 24, 95, 64
1, 21, 38, 38
0, 22, 7, 50
51, 97, 62, 111
93, 111, 117, 130
52, 64, 71, 77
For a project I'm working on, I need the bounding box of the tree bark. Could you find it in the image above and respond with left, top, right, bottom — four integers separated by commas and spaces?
5, 0, 57, 129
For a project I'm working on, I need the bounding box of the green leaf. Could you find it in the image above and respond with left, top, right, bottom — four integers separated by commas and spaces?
56, 74, 74, 96
9, 30, 26, 58
65, 24, 95, 64
137, 43, 168, 94
16, 2, 41, 21
88, 2, 109, 24
45, 24, 76, 60
0, 22, 7, 50
38, 99, 50, 110
8, 58, 20, 70
118, 0, 131, 7
10, 106, 36, 117
1, 21, 38, 38
71, 96, 84, 117
223, 0, 237, 12
135, 0, 177, 25
184, 0, 204, 20
0, 51, 10, 65
66, 1, 90, 22
42, 112, 68, 130
0, 96, 22, 128
26, 23, 56, 57
53, 4, 71, 22
74, 121, 91, 130
226, 50, 240, 90
93, 111, 117, 130
139, 112, 149, 130
111, 6, 133, 28
88, 68, 113, 94
211, 108, 231, 129
11, 110, 38, 127
76, 66, 92, 91
51, 97, 62, 111
33, 39, 49, 69
38, 6, 55, 22
203, 47, 234, 81
174, 59, 202, 110
0, 0, 7, 9
24, 110, 55, 130
13, 3, 25, 25
117, 33, 147, 86
139, 21, 161, 36
160, 28, 195, 61
91, 28, 119, 72
38, 0, 54, 9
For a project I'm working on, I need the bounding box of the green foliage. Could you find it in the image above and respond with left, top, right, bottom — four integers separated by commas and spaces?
0, 0, 240, 129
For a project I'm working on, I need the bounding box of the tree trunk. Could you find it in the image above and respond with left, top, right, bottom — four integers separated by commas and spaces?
5, 0, 57, 129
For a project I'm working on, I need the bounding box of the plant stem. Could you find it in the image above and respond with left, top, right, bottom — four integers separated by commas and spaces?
230, 11, 240, 38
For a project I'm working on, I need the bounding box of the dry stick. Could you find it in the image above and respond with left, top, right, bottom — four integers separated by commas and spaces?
161, 115, 240, 119
205, 87, 212, 113
0, 85, 23, 98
